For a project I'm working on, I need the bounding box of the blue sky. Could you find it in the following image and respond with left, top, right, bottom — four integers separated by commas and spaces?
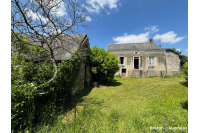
80, 0, 188, 56
11, 0, 188, 56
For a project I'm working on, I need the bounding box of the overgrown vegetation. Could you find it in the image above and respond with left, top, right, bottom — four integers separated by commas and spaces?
182, 59, 188, 76
171, 48, 188, 67
172, 48, 182, 55
11, 36, 81, 132
36, 76, 188, 133
90, 45, 119, 84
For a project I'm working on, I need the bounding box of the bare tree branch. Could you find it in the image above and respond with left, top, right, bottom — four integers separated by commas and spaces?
11, 0, 88, 88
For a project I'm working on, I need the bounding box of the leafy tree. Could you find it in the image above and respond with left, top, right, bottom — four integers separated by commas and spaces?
182, 59, 188, 76
180, 55, 188, 67
90, 45, 119, 84
172, 48, 182, 55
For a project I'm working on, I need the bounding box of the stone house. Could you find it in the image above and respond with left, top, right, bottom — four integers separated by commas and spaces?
107, 38, 181, 78
13, 34, 91, 95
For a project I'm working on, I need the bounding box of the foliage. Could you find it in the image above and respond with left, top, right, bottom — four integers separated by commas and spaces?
115, 74, 122, 78
182, 59, 188, 76
11, 33, 29, 59
11, 0, 87, 131
172, 48, 182, 55
11, 45, 81, 132
90, 45, 119, 84
11, 33, 49, 60
180, 55, 188, 67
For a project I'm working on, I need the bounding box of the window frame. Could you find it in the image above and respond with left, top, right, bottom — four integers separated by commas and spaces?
148, 57, 156, 67
120, 67, 128, 77
133, 56, 140, 69
119, 56, 125, 65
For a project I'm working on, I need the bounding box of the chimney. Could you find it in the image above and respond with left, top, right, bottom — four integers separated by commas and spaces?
150, 38, 153, 43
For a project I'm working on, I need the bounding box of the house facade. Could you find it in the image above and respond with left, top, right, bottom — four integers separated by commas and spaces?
107, 38, 181, 78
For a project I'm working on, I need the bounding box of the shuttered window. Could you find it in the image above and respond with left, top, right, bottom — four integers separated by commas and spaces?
149, 57, 156, 66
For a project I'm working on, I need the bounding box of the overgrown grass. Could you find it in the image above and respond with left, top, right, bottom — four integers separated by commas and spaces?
36, 76, 188, 133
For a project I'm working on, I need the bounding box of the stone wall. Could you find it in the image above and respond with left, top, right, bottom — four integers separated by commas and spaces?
71, 60, 85, 95
71, 37, 91, 95
166, 51, 180, 75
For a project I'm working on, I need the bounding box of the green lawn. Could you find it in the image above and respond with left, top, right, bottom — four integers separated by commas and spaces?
36, 76, 188, 133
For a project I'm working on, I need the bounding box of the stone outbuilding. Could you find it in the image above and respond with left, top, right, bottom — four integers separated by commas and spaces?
24, 34, 91, 95
107, 38, 181, 78
53, 34, 91, 95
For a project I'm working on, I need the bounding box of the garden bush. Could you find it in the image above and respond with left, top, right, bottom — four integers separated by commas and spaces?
90, 45, 119, 85
182, 59, 188, 76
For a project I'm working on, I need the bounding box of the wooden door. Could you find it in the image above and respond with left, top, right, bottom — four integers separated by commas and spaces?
122, 68, 126, 77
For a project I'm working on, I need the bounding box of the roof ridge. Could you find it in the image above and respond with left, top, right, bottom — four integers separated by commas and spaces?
107, 41, 165, 51
108, 42, 149, 45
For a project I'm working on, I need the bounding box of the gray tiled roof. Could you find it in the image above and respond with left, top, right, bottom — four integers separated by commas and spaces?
28, 34, 87, 60
107, 42, 166, 51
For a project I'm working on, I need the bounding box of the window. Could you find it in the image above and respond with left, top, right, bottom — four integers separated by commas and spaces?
134, 52, 139, 54
119, 57, 124, 65
149, 57, 156, 66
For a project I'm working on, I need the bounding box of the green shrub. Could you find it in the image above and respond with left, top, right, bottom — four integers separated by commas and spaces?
11, 48, 81, 132
90, 45, 119, 84
182, 59, 188, 76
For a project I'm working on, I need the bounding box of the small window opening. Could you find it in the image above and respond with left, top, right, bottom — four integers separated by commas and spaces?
120, 57, 124, 64
135, 52, 139, 54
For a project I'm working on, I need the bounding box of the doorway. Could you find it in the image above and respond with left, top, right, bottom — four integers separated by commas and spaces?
121, 68, 127, 77
134, 57, 140, 69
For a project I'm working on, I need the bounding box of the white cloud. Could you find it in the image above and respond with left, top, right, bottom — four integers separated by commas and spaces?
86, 0, 119, 14
144, 25, 159, 33
153, 31, 186, 44
31, 0, 66, 17
85, 16, 92, 22
50, 0, 66, 17
24, 8, 47, 23
113, 32, 150, 44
